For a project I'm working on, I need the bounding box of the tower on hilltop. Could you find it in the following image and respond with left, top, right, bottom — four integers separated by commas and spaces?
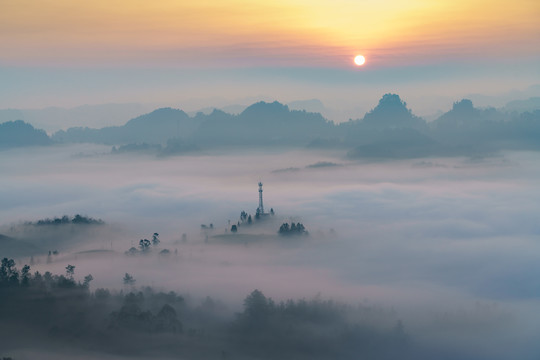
258, 182, 264, 215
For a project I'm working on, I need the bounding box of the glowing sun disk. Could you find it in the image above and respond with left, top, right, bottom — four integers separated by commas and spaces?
354, 55, 366, 66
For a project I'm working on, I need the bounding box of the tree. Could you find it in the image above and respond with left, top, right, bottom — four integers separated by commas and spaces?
243, 289, 273, 323
21, 264, 31, 286
278, 223, 289, 234
8, 268, 19, 286
65, 264, 75, 279
83, 274, 94, 288
0, 258, 15, 283
154, 304, 182, 333
123, 273, 136, 286
231, 224, 238, 233
139, 239, 151, 252
152, 233, 160, 246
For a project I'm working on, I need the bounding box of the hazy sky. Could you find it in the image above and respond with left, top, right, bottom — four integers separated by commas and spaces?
1, 0, 539, 114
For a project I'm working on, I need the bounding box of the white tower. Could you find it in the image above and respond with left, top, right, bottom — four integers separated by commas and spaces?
258, 182, 264, 214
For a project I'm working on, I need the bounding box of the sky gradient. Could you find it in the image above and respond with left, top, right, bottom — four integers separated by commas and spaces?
1, 0, 539, 114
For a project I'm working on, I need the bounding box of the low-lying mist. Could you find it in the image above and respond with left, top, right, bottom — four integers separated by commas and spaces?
1, 144, 540, 359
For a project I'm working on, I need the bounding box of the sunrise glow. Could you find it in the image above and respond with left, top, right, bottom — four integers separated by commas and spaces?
354, 55, 366, 66
1, 0, 538, 68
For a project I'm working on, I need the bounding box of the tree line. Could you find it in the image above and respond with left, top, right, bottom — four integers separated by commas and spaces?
0, 257, 412, 359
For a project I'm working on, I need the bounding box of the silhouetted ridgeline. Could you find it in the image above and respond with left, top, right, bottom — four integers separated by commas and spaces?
3, 95, 540, 157
53, 107, 197, 145
0, 259, 410, 359
0, 120, 51, 149
341, 96, 540, 158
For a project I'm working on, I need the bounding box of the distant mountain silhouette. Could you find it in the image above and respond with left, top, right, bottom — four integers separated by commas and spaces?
429, 99, 513, 154
53, 101, 333, 148
362, 94, 427, 131
503, 110, 540, 150
0, 120, 52, 149
344, 95, 539, 158
503, 97, 540, 113
220, 101, 332, 146
0, 103, 147, 132
47, 95, 540, 158
53, 108, 196, 145
333, 94, 429, 148
432, 99, 505, 132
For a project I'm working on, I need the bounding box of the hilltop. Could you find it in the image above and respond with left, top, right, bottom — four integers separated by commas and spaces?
2, 94, 539, 158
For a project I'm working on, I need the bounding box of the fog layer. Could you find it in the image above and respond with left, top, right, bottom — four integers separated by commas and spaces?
1, 145, 540, 358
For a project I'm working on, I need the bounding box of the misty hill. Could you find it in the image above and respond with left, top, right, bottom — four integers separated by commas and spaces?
362, 94, 427, 131
0, 234, 42, 258
53, 107, 197, 145
193, 101, 334, 146
345, 96, 540, 158
430, 99, 503, 152
54, 101, 334, 148
0, 103, 148, 133
503, 110, 540, 150
48, 95, 540, 158
331, 94, 430, 150
2, 215, 109, 256
432, 99, 506, 132
429, 99, 540, 153
0, 120, 52, 149
503, 97, 540, 113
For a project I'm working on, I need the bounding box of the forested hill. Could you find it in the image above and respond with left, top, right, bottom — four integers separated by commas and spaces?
52, 101, 333, 147
52, 107, 197, 145
3, 95, 539, 158
0, 120, 51, 149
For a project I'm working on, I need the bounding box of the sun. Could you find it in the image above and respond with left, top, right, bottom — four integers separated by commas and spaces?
354, 55, 366, 66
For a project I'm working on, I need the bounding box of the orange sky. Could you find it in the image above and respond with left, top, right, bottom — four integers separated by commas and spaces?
1, 0, 539, 67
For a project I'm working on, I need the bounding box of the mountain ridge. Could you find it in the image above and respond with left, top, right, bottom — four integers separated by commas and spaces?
3, 94, 539, 158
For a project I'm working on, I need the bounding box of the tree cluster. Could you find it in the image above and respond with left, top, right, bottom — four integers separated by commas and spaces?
278, 222, 308, 236
0, 260, 413, 359
0, 258, 185, 354
0, 257, 91, 290
232, 289, 408, 359
109, 293, 183, 333
232, 208, 275, 233
125, 233, 171, 256
27, 214, 104, 226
